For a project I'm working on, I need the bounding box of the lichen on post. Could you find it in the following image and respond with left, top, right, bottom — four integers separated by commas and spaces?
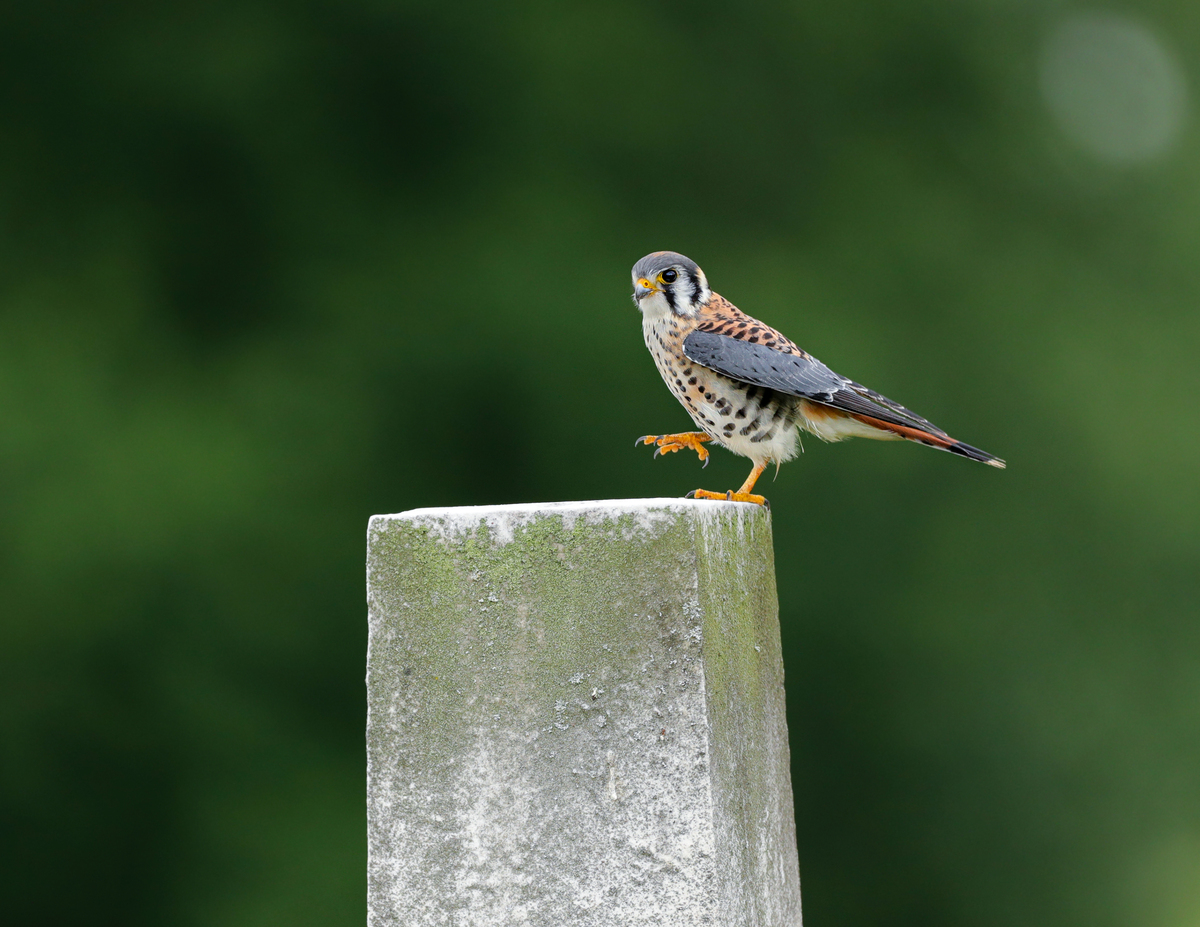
366, 498, 802, 926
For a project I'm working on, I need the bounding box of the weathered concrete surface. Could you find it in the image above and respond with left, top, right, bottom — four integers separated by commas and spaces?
366, 498, 802, 927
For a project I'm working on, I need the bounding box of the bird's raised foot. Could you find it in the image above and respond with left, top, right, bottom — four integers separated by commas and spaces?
636, 432, 712, 468
685, 488, 769, 508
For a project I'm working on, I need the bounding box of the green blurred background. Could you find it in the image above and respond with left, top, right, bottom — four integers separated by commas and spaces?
3, 1, 1198, 924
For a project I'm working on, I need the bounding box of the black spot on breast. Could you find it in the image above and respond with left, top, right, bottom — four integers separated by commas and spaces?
687, 377, 697, 385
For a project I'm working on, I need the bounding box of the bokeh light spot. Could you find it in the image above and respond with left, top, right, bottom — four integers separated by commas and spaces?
1039, 12, 1188, 164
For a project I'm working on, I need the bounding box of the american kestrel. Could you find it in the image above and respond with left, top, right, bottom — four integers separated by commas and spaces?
632, 251, 1005, 505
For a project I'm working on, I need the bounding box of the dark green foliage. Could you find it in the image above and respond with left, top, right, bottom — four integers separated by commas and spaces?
2, 2, 1198, 925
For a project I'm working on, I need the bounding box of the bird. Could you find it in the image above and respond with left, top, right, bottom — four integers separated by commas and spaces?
631, 251, 1004, 505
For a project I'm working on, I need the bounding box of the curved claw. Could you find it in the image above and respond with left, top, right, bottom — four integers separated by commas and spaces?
702, 455, 709, 469
685, 488, 769, 506
637, 432, 711, 466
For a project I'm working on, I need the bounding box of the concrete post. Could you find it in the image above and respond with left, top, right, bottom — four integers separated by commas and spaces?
366, 498, 802, 927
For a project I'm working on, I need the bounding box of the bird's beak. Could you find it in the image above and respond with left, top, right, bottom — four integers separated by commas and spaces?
633, 277, 658, 301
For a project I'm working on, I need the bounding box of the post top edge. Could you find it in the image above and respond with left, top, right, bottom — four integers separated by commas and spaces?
369, 497, 767, 526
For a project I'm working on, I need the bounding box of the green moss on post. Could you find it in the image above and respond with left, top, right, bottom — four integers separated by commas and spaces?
367, 499, 802, 926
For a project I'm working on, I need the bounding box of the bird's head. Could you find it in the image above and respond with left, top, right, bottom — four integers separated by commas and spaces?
631, 251, 711, 318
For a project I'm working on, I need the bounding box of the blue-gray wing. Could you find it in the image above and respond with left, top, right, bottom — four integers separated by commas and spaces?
682, 329, 949, 436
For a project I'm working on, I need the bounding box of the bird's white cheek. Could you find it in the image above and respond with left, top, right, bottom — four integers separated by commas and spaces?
636, 292, 671, 319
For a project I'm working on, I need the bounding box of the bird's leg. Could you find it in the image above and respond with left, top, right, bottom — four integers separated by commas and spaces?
636, 432, 712, 468
686, 462, 769, 506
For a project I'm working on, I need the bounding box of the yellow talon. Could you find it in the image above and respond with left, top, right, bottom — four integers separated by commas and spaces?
681, 461, 771, 507
637, 432, 712, 467
686, 489, 769, 506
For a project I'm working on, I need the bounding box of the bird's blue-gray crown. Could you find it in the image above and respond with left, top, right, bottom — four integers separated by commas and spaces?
631, 251, 711, 315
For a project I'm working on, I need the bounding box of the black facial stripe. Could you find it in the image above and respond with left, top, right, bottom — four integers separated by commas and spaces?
688, 270, 703, 303
663, 282, 678, 313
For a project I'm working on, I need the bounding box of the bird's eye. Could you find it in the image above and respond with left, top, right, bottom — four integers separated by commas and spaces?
660, 269, 678, 284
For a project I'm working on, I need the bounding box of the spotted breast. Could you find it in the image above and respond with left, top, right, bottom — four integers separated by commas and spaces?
642, 294, 805, 468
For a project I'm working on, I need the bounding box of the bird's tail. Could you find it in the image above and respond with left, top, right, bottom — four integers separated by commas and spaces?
850, 412, 1006, 469
946, 439, 1006, 469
